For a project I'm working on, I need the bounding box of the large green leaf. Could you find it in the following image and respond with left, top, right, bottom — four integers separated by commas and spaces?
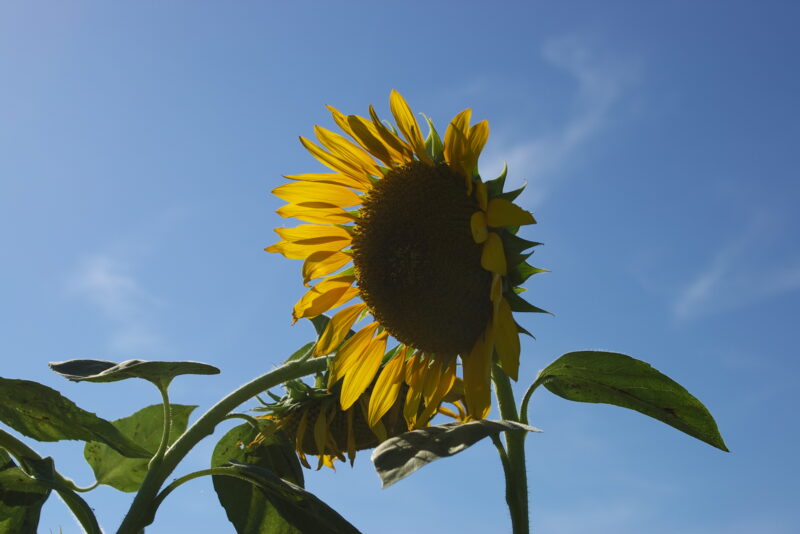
0, 450, 50, 534
49, 359, 219, 388
371, 420, 540, 488
211, 423, 304, 534
84, 404, 196, 492
214, 462, 360, 534
537, 351, 729, 451
0, 378, 149, 458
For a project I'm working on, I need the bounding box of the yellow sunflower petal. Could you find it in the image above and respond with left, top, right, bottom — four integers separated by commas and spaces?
466, 120, 490, 173
481, 232, 508, 275
368, 105, 413, 161
340, 332, 388, 410
276, 203, 354, 225
273, 181, 361, 208
475, 180, 488, 211
470, 211, 488, 243
314, 126, 382, 180
313, 405, 328, 463
366, 347, 407, 427
486, 198, 536, 228
346, 115, 394, 167
444, 108, 472, 179
299, 136, 369, 181
295, 409, 311, 468
275, 224, 352, 243
493, 298, 521, 381
462, 327, 493, 420
421, 359, 443, 406
285, 172, 368, 192
418, 358, 457, 425
314, 302, 367, 356
292, 275, 358, 322
328, 322, 379, 386
389, 90, 431, 163
490, 272, 503, 303
302, 250, 352, 286
265, 239, 348, 260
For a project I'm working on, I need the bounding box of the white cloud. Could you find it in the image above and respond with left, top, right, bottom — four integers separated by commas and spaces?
481, 35, 638, 204
673, 213, 800, 320
70, 254, 165, 355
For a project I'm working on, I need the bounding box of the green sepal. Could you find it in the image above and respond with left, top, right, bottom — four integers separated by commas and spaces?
497, 183, 526, 202
506, 291, 551, 315
380, 344, 403, 366
516, 321, 535, 340
485, 163, 508, 199
508, 260, 549, 287
422, 115, 444, 163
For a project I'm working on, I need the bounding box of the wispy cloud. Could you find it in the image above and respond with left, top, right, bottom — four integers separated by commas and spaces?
481, 35, 638, 204
673, 213, 800, 320
70, 254, 166, 355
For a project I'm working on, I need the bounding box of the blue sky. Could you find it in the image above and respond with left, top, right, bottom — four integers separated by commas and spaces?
1, 2, 798, 533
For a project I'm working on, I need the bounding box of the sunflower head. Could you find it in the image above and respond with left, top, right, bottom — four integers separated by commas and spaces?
267, 91, 545, 426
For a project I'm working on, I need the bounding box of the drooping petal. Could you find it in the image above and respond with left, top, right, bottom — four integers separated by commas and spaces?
340, 332, 388, 410
273, 181, 361, 208
314, 302, 367, 356
418, 358, 457, 425
294, 409, 311, 468
328, 322, 379, 387
493, 298, 521, 381
481, 232, 508, 275
367, 347, 407, 427
486, 198, 536, 227
463, 327, 493, 420
389, 90, 431, 163
475, 180, 488, 211
346, 407, 356, 465
313, 405, 329, 463
292, 275, 358, 322
302, 250, 352, 286
276, 203, 354, 225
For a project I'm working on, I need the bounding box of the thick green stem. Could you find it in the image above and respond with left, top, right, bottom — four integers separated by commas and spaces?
492, 364, 530, 534
116, 355, 329, 534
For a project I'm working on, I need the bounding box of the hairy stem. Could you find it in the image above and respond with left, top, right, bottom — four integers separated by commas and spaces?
492, 364, 530, 534
116, 355, 329, 534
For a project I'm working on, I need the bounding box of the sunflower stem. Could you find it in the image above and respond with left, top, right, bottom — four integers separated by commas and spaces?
116, 355, 330, 534
492, 364, 530, 534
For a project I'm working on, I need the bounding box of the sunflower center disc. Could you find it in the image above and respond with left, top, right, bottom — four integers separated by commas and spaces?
352, 161, 492, 355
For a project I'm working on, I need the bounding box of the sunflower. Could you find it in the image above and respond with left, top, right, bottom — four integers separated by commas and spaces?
267, 91, 544, 426
259, 370, 468, 469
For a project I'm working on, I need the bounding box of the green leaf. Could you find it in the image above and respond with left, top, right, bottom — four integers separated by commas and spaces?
537, 351, 729, 451
215, 462, 361, 534
309, 316, 330, 338
49, 359, 220, 388
0, 378, 150, 458
0, 450, 50, 534
21, 457, 101, 534
371, 420, 540, 488
84, 404, 196, 492
211, 424, 304, 534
